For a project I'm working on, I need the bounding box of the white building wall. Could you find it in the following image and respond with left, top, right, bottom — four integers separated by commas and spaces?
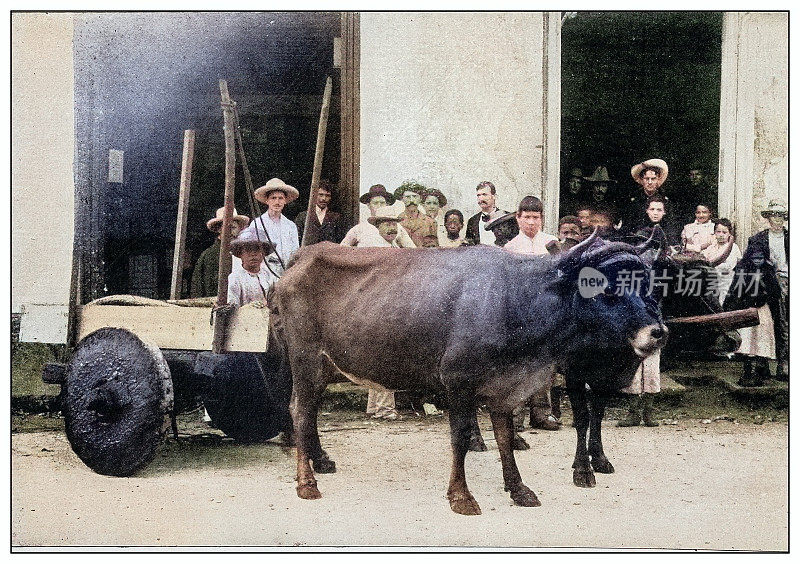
718, 12, 788, 241
12, 14, 75, 341
360, 13, 554, 229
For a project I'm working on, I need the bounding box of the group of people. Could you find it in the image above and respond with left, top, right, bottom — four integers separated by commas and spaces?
189, 161, 788, 429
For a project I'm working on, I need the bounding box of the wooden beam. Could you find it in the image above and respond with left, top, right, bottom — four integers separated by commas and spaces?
302, 75, 333, 246
169, 129, 195, 300
213, 80, 237, 353
77, 304, 270, 352
340, 12, 361, 228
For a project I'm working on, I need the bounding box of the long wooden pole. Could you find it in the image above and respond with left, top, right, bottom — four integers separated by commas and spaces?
212, 80, 236, 353
301, 76, 333, 247
231, 104, 261, 220
169, 129, 195, 300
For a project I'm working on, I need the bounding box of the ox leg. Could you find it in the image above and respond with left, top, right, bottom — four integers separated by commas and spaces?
490, 411, 540, 507
290, 358, 330, 500
567, 385, 595, 488
467, 410, 488, 452
307, 381, 336, 474
588, 392, 614, 474
446, 391, 482, 515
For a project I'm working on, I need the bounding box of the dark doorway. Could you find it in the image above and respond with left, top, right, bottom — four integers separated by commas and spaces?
74, 12, 342, 300
559, 11, 723, 227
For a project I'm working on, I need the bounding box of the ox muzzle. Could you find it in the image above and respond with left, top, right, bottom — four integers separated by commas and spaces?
629, 324, 669, 358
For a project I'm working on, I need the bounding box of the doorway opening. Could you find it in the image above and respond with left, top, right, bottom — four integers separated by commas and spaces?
74, 12, 345, 300
559, 11, 723, 229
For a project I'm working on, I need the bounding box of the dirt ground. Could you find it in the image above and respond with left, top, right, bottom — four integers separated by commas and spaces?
11, 410, 788, 551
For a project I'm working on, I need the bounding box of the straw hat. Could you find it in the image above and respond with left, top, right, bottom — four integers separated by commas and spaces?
760, 199, 788, 218
229, 228, 275, 257
206, 207, 250, 233
367, 207, 401, 225
254, 178, 300, 204
631, 159, 669, 185
583, 166, 617, 183
359, 184, 396, 205
422, 188, 447, 208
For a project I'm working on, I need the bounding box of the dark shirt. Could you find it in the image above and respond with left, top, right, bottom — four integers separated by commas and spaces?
295, 208, 345, 246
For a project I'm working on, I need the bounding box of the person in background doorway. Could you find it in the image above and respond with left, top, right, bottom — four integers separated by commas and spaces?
681, 203, 716, 253
294, 179, 345, 246
191, 206, 250, 298
250, 178, 301, 275
623, 158, 670, 233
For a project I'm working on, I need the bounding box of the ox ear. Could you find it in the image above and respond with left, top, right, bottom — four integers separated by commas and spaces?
556, 229, 600, 279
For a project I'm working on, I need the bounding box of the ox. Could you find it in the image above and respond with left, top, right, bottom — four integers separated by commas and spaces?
269, 232, 667, 515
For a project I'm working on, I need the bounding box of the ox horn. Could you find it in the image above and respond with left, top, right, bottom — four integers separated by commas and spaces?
633, 225, 667, 266
582, 241, 639, 266
556, 228, 600, 275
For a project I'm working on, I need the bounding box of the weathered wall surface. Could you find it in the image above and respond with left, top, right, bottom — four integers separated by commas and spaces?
718, 12, 788, 241
12, 14, 75, 317
360, 12, 548, 224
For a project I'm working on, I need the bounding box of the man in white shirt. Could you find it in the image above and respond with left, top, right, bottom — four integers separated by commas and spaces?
250, 178, 301, 275
227, 228, 277, 307
341, 184, 416, 248
504, 195, 560, 431
504, 196, 558, 255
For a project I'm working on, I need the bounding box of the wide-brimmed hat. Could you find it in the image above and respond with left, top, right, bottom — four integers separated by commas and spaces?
760, 199, 788, 218
569, 168, 583, 178
584, 166, 617, 184
206, 207, 250, 232
393, 181, 427, 202
631, 159, 669, 185
367, 206, 401, 225
229, 228, 275, 257
254, 178, 300, 205
422, 188, 447, 208
359, 184, 396, 205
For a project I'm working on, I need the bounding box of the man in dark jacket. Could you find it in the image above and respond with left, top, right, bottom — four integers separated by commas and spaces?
726, 199, 788, 383
294, 180, 345, 246
466, 181, 509, 245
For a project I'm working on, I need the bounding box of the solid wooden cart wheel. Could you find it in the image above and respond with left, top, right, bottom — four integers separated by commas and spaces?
63, 327, 174, 476
201, 353, 283, 443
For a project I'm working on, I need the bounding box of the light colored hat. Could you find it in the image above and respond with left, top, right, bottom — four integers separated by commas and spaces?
584, 166, 617, 184
254, 178, 300, 204
760, 199, 788, 218
229, 227, 274, 258
631, 159, 669, 185
206, 207, 250, 232
367, 206, 401, 225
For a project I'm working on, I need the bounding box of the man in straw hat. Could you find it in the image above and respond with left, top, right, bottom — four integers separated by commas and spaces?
395, 180, 439, 247
190, 207, 250, 298
250, 178, 301, 275
226, 227, 277, 308
341, 184, 416, 248
623, 158, 670, 231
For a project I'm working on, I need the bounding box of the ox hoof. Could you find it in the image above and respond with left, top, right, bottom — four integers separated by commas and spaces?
449, 495, 482, 516
313, 458, 337, 474
510, 485, 541, 507
512, 434, 530, 451
468, 435, 488, 452
296, 483, 322, 500
573, 469, 596, 488
591, 457, 615, 474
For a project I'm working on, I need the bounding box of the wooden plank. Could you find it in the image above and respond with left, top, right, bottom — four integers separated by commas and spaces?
170, 129, 195, 300
76, 304, 270, 352
302, 75, 333, 246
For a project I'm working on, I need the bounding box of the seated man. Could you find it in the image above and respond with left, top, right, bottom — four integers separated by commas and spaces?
227, 228, 277, 307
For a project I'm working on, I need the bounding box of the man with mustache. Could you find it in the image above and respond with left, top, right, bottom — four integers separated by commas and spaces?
466, 181, 509, 245
394, 181, 439, 247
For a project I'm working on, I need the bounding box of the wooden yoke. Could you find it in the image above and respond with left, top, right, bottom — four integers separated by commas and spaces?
667, 307, 760, 332
212, 80, 237, 353
301, 76, 333, 247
